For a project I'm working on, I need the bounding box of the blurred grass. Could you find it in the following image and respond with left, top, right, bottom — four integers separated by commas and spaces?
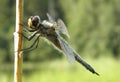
0, 57, 120, 82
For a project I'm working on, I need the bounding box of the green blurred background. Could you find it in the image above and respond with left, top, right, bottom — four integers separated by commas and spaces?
0, 0, 120, 82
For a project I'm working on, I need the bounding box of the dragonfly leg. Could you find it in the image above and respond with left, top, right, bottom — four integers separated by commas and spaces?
21, 34, 40, 51
21, 31, 38, 41
18, 30, 40, 51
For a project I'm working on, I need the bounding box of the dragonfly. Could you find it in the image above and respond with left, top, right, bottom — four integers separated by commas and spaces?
21, 13, 99, 75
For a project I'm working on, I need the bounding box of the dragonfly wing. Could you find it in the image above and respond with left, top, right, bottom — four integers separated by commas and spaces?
57, 35, 75, 63
46, 13, 55, 23
57, 34, 99, 75
46, 13, 70, 38
57, 19, 70, 38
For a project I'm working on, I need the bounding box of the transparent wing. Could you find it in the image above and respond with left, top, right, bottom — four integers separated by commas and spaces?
57, 35, 99, 75
46, 13, 54, 23
57, 34, 75, 63
57, 19, 70, 38
46, 13, 70, 38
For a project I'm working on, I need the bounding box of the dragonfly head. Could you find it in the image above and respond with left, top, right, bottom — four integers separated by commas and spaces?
28, 16, 41, 29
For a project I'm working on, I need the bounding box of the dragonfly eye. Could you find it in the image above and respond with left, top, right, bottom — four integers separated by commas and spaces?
28, 16, 41, 29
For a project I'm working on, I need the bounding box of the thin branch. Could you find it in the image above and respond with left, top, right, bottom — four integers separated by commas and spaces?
14, 0, 23, 82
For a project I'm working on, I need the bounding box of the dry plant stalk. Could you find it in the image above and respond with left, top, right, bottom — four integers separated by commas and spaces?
14, 0, 23, 82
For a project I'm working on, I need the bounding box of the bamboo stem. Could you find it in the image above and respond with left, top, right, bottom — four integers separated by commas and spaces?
14, 0, 23, 82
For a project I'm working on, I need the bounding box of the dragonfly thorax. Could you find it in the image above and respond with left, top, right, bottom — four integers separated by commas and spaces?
42, 20, 54, 28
